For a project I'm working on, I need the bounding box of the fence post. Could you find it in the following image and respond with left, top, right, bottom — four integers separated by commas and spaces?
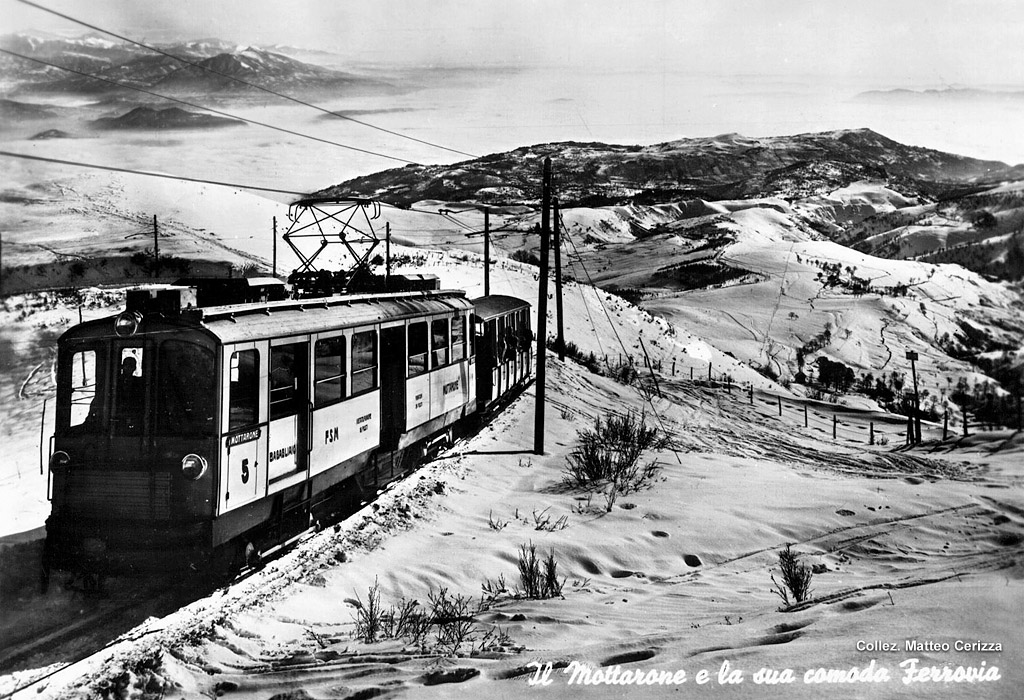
870, 421, 874, 445
708, 361, 712, 381
777, 396, 782, 416
690, 366, 694, 381
804, 405, 808, 428
833, 414, 838, 440
943, 410, 948, 440
749, 385, 754, 405
672, 359, 676, 376
727, 376, 732, 393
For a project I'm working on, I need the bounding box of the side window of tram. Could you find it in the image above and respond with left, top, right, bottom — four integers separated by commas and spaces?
229, 349, 259, 430
408, 322, 428, 377
452, 316, 465, 362
495, 317, 505, 362
270, 344, 301, 420
114, 346, 145, 435
503, 315, 517, 358
431, 319, 449, 367
68, 349, 100, 429
351, 331, 378, 395
314, 337, 346, 407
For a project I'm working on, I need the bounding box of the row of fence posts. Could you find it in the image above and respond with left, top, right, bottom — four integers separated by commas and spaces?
595, 351, 1011, 444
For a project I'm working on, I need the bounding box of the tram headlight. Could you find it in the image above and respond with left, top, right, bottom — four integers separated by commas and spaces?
114, 311, 142, 337
49, 450, 71, 472
181, 454, 208, 481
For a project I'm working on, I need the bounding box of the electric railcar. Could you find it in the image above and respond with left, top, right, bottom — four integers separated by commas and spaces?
43, 279, 532, 583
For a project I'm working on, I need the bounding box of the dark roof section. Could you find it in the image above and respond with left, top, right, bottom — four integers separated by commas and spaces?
472, 294, 531, 321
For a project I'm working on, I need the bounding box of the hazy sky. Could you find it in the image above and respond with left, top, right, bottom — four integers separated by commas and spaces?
3, 0, 1024, 85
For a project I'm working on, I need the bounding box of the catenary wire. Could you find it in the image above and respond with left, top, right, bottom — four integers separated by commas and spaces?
0, 150, 310, 196
14, 0, 479, 160
557, 211, 681, 462
0, 48, 418, 165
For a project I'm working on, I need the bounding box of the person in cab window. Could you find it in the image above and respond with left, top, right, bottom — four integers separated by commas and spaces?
503, 324, 518, 361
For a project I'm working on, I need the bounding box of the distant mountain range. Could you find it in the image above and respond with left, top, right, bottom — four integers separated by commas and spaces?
0, 32, 389, 96
317, 129, 1024, 207
89, 106, 245, 130
0, 97, 57, 120
854, 87, 1024, 103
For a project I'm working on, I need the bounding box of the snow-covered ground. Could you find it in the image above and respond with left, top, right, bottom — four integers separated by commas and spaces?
2, 131, 1023, 698
4, 348, 1021, 699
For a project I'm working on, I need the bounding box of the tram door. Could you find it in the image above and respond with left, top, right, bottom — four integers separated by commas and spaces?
379, 326, 406, 450
268, 342, 309, 482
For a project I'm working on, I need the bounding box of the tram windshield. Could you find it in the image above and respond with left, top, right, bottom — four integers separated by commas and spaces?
59, 339, 215, 438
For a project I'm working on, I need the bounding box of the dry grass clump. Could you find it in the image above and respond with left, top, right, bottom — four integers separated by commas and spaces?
516, 542, 564, 599
563, 412, 670, 509
349, 544, 568, 656
771, 544, 814, 609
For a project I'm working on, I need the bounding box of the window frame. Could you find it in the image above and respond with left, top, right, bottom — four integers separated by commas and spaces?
269, 343, 303, 421
407, 320, 428, 377
350, 329, 378, 396
228, 348, 260, 431
431, 317, 450, 368
156, 339, 216, 437
313, 335, 347, 408
64, 346, 104, 433
451, 314, 465, 362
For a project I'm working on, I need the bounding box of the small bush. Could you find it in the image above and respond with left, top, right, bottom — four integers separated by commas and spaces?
511, 249, 541, 266
563, 412, 669, 491
771, 545, 814, 608
352, 577, 385, 643
429, 588, 475, 655
517, 542, 563, 599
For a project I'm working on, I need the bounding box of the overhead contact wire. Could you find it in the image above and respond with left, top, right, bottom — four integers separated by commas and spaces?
0, 150, 309, 196
15, 0, 479, 159
0, 48, 416, 165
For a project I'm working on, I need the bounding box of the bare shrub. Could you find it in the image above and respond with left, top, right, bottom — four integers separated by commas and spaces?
516, 542, 564, 600
543, 551, 565, 597
428, 588, 475, 655
771, 544, 814, 608
517, 542, 543, 599
352, 577, 385, 643
563, 411, 670, 491
352, 579, 503, 655
488, 510, 508, 531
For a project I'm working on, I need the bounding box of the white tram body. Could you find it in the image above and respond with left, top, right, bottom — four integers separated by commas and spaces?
44, 282, 531, 577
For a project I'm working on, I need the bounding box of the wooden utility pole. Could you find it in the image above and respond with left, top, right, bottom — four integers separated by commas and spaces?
483, 207, 490, 296
385, 222, 392, 289
553, 197, 564, 360
639, 336, 661, 398
907, 350, 921, 444
534, 157, 552, 455
272, 216, 278, 278
153, 215, 159, 278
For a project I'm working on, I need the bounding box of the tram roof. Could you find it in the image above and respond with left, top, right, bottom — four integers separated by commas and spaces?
471, 295, 531, 322
198, 290, 473, 344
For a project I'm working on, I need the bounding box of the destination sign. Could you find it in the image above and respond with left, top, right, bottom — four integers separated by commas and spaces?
227, 429, 261, 447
